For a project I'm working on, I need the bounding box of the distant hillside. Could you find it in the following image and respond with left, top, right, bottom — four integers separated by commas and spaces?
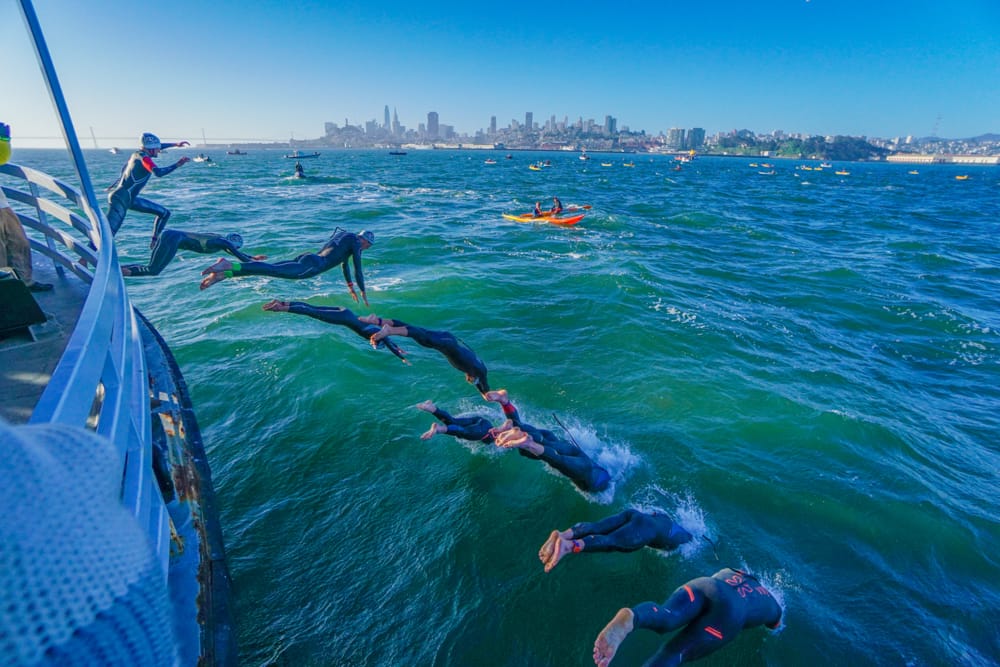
917, 133, 999, 142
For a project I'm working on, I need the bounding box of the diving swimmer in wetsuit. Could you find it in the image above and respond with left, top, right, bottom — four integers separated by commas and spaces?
538, 509, 692, 572
262, 300, 407, 361
593, 567, 782, 667
415, 390, 520, 442
121, 230, 266, 277
106, 132, 190, 244
200, 228, 374, 305
417, 390, 610, 492
363, 315, 489, 394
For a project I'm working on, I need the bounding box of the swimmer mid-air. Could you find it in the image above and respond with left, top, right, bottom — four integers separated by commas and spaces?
262, 300, 407, 362
200, 228, 374, 304
121, 230, 265, 277
362, 315, 490, 394
106, 132, 190, 243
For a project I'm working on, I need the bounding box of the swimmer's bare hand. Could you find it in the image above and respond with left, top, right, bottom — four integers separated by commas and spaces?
251, 254, 268, 261
262, 300, 289, 312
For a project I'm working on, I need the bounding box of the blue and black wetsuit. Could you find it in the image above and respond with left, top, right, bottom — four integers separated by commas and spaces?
122, 230, 254, 277
286, 301, 406, 361
516, 429, 611, 493
496, 401, 609, 492
107, 148, 184, 238
569, 509, 691, 553
229, 229, 366, 287
429, 407, 495, 442
382, 318, 489, 393
632, 568, 782, 666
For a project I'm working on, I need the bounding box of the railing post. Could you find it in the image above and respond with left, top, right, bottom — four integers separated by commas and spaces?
28, 180, 64, 277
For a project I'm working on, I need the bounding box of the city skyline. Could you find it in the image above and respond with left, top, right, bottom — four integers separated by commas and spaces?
5, 1, 999, 148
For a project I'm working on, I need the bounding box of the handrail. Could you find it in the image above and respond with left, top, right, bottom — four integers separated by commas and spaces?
13, 0, 165, 548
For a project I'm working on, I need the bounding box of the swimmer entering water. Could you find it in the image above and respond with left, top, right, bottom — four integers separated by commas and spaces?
538, 509, 692, 572
593, 567, 781, 667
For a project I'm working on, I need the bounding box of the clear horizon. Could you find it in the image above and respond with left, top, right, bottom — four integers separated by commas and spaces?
5, 1, 999, 149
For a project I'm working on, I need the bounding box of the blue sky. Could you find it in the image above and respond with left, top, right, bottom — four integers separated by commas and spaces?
4, 0, 999, 147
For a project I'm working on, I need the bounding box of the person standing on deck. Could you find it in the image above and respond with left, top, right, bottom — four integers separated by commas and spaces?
0, 121, 52, 291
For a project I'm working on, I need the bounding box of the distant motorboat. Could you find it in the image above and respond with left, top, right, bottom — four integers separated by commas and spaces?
227, 149, 247, 155
193, 153, 213, 163
389, 150, 407, 155
284, 151, 320, 159
484, 158, 497, 164
109, 147, 120, 154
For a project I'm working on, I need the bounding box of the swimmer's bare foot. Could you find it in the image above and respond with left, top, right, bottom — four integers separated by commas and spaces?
121, 266, 132, 276
420, 423, 445, 440
484, 389, 509, 405
416, 400, 437, 413
545, 536, 580, 572
539, 530, 560, 565
199, 271, 227, 290
593, 608, 635, 667
201, 257, 232, 276
495, 429, 527, 448
370, 323, 391, 343
358, 313, 379, 325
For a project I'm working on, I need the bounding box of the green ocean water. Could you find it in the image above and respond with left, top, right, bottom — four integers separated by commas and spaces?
20, 148, 1000, 666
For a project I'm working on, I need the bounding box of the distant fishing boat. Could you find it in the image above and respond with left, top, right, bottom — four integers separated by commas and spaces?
284, 150, 320, 159
227, 149, 247, 155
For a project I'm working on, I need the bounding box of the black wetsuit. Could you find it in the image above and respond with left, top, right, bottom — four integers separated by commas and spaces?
385, 319, 489, 393
231, 229, 366, 288
122, 230, 254, 277
632, 568, 782, 667
106, 149, 183, 238
506, 405, 611, 493
287, 302, 406, 361
570, 509, 692, 553
430, 407, 494, 442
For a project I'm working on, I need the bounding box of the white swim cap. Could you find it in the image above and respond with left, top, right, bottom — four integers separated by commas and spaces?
140, 133, 161, 150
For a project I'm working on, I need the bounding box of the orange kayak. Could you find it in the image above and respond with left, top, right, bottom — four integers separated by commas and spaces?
502, 213, 585, 226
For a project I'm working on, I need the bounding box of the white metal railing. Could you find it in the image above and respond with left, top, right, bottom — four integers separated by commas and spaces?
11, 0, 170, 572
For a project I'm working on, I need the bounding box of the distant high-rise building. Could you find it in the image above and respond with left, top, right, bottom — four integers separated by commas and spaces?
667, 128, 686, 149
428, 111, 439, 139
490, 116, 497, 135
525, 111, 533, 132
687, 127, 705, 149
384, 105, 390, 130
392, 108, 400, 136
604, 115, 616, 135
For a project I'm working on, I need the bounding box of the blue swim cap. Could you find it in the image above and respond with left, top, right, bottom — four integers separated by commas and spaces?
225, 233, 244, 249
359, 230, 374, 246
140, 133, 161, 150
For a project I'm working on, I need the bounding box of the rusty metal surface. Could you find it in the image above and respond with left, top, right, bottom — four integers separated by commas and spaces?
136, 309, 237, 666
